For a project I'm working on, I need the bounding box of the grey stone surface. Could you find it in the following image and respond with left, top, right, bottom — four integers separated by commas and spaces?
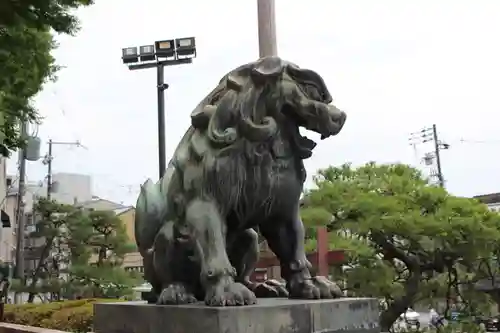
94, 297, 380, 333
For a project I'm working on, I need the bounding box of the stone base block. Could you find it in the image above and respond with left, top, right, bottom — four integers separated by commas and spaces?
94, 298, 380, 333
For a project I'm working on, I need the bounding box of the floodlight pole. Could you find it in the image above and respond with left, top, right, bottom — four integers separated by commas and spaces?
156, 64, 167, 180
128, 58, 192, 179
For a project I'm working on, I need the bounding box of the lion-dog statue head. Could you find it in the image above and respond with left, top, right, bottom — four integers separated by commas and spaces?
190, 56, 346, 161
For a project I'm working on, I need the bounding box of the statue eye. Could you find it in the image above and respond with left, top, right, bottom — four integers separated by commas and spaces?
304, 84, 322, 101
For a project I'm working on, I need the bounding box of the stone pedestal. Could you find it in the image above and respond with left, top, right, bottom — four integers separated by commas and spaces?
94, 298, 380, 333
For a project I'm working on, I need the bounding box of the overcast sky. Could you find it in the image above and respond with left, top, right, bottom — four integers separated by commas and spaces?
8, 0, 500, 205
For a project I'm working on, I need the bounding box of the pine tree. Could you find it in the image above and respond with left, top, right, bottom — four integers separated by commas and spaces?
302, 163, 500, 330
20, 198, 84, 302
69, 209, 139, 299
12, 199, 140, 302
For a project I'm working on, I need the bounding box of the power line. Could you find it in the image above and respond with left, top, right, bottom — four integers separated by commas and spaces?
456, 138, 500, 145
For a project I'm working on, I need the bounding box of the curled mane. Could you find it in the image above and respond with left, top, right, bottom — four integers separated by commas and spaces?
189, 65, 287, 215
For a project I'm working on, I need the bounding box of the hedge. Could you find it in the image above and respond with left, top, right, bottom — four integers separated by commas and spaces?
4, 298, 124, 332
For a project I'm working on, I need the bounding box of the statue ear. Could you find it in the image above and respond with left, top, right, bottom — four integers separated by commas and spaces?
225, 75, 244, 92
251, 56, 285, 83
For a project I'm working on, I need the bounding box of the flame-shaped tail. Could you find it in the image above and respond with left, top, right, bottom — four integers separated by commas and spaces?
134, 178, 167, 254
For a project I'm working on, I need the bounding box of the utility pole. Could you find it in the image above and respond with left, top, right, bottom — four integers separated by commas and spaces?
41, 139, 84, 302
14, 121, 27, 303
43, 140, 85, 200
257, 0, 278, 58
409, 124, 450, 187
46, 140, 53, 200
431, 124, 445, 188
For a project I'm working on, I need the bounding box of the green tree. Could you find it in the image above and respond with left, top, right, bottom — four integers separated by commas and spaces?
0, 0, 94, 156
19, 198, 84, 302
13, 200, 139, 301
8, 199, 77, 301
302, 162, 500, 331
1, 0, 94, 35
69, 210, 138, 298
0, 26, 57, 156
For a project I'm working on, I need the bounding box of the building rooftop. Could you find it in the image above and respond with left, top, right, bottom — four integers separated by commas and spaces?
78, 197, 133, 215
473, 192, 500, 205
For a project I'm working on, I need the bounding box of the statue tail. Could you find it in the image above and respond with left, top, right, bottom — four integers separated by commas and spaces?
135, 178, 167, 254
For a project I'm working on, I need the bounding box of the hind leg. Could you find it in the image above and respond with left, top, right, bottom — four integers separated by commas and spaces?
186, 198, 256, 306
153, 222, 199, 304
142, 251, 162, 303
229, 228, 288, 298
260, 210, 342, 300
228, 228, 259, 286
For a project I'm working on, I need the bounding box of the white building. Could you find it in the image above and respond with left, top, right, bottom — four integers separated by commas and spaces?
0, 172, 93, 268
26, 172, 92, 205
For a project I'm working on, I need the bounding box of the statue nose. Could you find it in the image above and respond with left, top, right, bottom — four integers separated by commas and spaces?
328, 106, 347, 128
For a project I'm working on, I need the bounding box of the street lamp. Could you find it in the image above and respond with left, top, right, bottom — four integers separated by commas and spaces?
121, 37, 197, 179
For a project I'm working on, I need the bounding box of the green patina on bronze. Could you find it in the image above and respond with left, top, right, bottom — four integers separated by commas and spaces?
135, 56, 347, 306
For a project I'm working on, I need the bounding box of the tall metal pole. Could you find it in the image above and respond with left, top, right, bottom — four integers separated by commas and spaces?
157, 64, 168, 179
46, 139, 53, 200
432, 124, 444, 187
125, 51, 193, 180
14, 121, 27, 303
256, 0, 278, 279
257, 0, 278, 57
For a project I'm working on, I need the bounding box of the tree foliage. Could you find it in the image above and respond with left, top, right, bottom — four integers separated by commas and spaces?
13, 198, 139, 302
0, 26, 57, 156
0, 0, 94, 35
0, 0, 94, 156
69, 210, 138, 298
302, 162, 500, 330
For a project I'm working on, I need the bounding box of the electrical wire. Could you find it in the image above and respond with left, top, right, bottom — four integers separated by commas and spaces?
456, 138, 500, 145
49, 88, 80, 141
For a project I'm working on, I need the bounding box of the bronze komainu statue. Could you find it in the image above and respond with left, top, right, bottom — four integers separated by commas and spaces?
135, 56, 347, 306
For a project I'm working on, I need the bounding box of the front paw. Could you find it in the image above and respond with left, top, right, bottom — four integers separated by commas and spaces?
157, 283, 197, 305
246, 279, 289, 298
288, 275, 343, 299
205, 277, 257, 306
311, 276, 343, 298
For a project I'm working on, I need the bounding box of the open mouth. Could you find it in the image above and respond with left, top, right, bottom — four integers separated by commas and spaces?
282, 106, 320, 158
283, 105, 331, 142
